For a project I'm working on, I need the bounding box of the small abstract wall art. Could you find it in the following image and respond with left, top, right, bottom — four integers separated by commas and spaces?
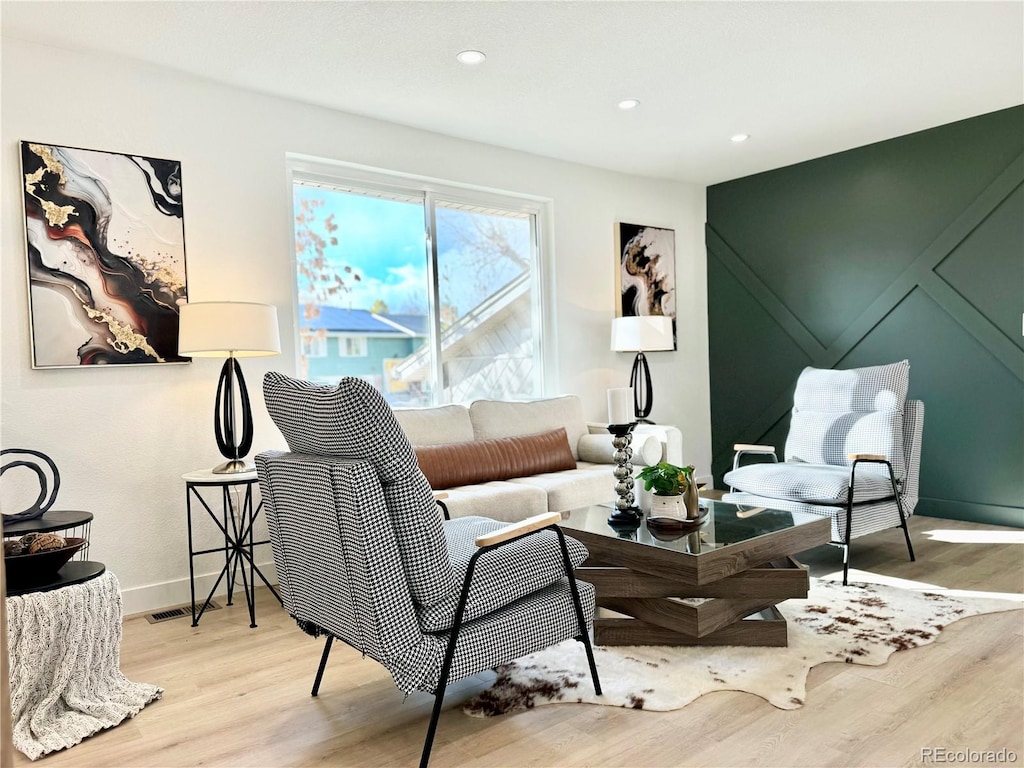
616, 222, 676, 339
20, 141, 189, 368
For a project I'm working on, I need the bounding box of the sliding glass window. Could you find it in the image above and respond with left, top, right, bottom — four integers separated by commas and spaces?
290, 162, 546, 406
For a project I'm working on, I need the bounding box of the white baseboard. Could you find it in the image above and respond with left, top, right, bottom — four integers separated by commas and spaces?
121, 560, 279, 618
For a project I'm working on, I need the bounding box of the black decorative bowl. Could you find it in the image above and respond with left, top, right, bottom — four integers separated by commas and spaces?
4, 537, 86, 584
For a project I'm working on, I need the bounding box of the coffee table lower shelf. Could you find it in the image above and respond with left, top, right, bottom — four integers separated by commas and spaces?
594, 606, 788, 647
578, 556, 807, 648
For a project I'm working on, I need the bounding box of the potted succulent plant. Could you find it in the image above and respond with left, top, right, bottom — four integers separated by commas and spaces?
637, 462, 700, 520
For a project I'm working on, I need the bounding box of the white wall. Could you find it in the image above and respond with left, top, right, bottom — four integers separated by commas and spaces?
1, 38, 710, 613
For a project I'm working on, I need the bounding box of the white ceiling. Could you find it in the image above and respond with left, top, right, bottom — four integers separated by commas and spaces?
3, 1, 1022, 185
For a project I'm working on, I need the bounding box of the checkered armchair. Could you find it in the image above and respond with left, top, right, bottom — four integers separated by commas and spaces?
255, 373, 601, 768
723, 360, 922, 585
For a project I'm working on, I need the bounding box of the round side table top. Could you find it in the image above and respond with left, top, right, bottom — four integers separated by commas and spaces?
5, 560, 106, 597
182, 468, 258, 484
2, 509, 95, 536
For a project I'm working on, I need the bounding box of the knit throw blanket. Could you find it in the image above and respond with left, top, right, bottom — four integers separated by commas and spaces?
7, 571, 163, 760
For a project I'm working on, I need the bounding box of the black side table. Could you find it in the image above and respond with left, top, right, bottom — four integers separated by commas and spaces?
182, 468, 281, 628
6, 561, 106, 597
3, 509, 94, 560
4, 510, 100, 597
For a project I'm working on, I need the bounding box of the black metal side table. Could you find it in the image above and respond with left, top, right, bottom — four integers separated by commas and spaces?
182, 468, 281, 628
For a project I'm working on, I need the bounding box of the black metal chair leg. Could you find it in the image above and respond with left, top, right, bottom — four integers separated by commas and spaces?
555, 528, 602, 695
419, 610, 465, 767
889, 473, 916, 563
842, 498, 854, 587
420, 545, 483, 768
311, 636, 334, 697
901, 513, 916, 562
420, 682, 448, 768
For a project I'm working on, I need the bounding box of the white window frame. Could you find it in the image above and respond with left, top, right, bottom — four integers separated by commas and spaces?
286, 154, 557, 401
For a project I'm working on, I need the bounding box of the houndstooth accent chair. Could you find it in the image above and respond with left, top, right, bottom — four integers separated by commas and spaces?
255, 373, 601, 768
724, 361, 922, 585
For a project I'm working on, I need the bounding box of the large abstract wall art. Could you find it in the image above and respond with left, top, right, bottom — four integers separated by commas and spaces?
20, 141, 189, 368
616, 222, 677, 343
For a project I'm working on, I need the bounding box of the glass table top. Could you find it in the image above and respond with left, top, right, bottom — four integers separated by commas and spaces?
560, 498, 824, 557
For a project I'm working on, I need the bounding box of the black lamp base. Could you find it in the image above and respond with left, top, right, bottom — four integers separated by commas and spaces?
213, 356, 255, 474
630, 351, 656, 422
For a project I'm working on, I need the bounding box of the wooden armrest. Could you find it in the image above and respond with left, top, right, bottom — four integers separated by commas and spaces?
474, 512, 561, 547
848, 453, 886, 462
734, 443, 775, 453
433, 492, 449, 501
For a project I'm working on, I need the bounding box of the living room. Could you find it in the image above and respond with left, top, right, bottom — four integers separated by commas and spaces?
2, 2, 1022, 766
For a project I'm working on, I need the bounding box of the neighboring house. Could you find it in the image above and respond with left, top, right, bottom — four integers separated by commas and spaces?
303, 273, 536, 407
300, 306, 427, 404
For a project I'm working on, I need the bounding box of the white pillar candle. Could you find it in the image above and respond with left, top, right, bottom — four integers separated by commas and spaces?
607, 387, 633, 425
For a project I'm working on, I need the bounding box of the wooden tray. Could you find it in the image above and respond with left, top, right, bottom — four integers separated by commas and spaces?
646, 507, 709, 535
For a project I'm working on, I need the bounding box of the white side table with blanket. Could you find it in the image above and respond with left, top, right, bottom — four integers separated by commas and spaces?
6, 570, 162, 760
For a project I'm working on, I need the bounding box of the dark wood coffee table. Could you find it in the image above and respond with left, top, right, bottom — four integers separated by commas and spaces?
560, 498, 831, 647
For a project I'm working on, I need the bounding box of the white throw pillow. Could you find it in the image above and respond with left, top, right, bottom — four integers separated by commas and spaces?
577, 433, 661, 467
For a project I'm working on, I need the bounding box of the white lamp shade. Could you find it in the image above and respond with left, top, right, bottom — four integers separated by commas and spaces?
611, 315, 674, 352
178, 301, 281, 358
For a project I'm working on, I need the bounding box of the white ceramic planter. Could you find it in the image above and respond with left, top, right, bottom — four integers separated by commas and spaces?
648, 494, 688, 519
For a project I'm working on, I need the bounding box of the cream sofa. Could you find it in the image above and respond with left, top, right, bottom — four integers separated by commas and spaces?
394, 395, 682, 522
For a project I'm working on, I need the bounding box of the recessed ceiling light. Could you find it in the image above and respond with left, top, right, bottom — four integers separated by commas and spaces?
456, 50, 486, 65
618, 99, 641, 110
731, 133, 751, 143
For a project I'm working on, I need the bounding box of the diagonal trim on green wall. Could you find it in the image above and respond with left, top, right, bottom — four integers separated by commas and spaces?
921, 270, 1024, 381
705, 227, 826, 360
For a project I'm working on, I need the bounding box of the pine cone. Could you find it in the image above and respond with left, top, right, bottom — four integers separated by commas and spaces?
27, 532, 66, 553
4, 540, 25, 557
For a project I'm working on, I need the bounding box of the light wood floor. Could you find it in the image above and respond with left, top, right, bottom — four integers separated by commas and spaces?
11, 515, 1023, 768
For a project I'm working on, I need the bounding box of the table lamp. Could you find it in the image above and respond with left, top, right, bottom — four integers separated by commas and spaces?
610, 315, 674, 423
178, 302, 281, 473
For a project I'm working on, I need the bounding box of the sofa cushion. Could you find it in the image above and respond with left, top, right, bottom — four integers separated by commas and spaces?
394, 404, 474, 446
469, 396, 588, 459
510, 462, 615, 512
785, 360, 909, 480
418, 516, 589, 633
262, 373, 454, 606
437, 481, 548, 522
577, 432, 662, 466
415, 428, 576, 490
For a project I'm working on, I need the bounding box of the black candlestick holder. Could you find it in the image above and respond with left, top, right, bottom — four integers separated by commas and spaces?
607, 421, 641, 529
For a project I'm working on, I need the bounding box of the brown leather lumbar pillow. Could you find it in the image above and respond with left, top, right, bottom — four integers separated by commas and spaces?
415, 428, 577, 490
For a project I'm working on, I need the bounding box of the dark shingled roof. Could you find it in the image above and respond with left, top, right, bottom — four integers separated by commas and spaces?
300, 306, 425, 335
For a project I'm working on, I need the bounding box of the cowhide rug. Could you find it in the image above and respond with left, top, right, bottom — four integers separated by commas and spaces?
464, 578, 1022, 716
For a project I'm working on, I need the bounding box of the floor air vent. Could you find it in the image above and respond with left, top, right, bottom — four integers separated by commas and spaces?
146, 601, 221, 624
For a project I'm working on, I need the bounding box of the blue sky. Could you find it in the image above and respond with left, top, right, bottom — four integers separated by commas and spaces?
294, 185, 428, 314
294, 185, 530, 318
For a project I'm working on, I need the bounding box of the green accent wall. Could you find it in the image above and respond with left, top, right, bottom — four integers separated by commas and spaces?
707, 105, 1024, 528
